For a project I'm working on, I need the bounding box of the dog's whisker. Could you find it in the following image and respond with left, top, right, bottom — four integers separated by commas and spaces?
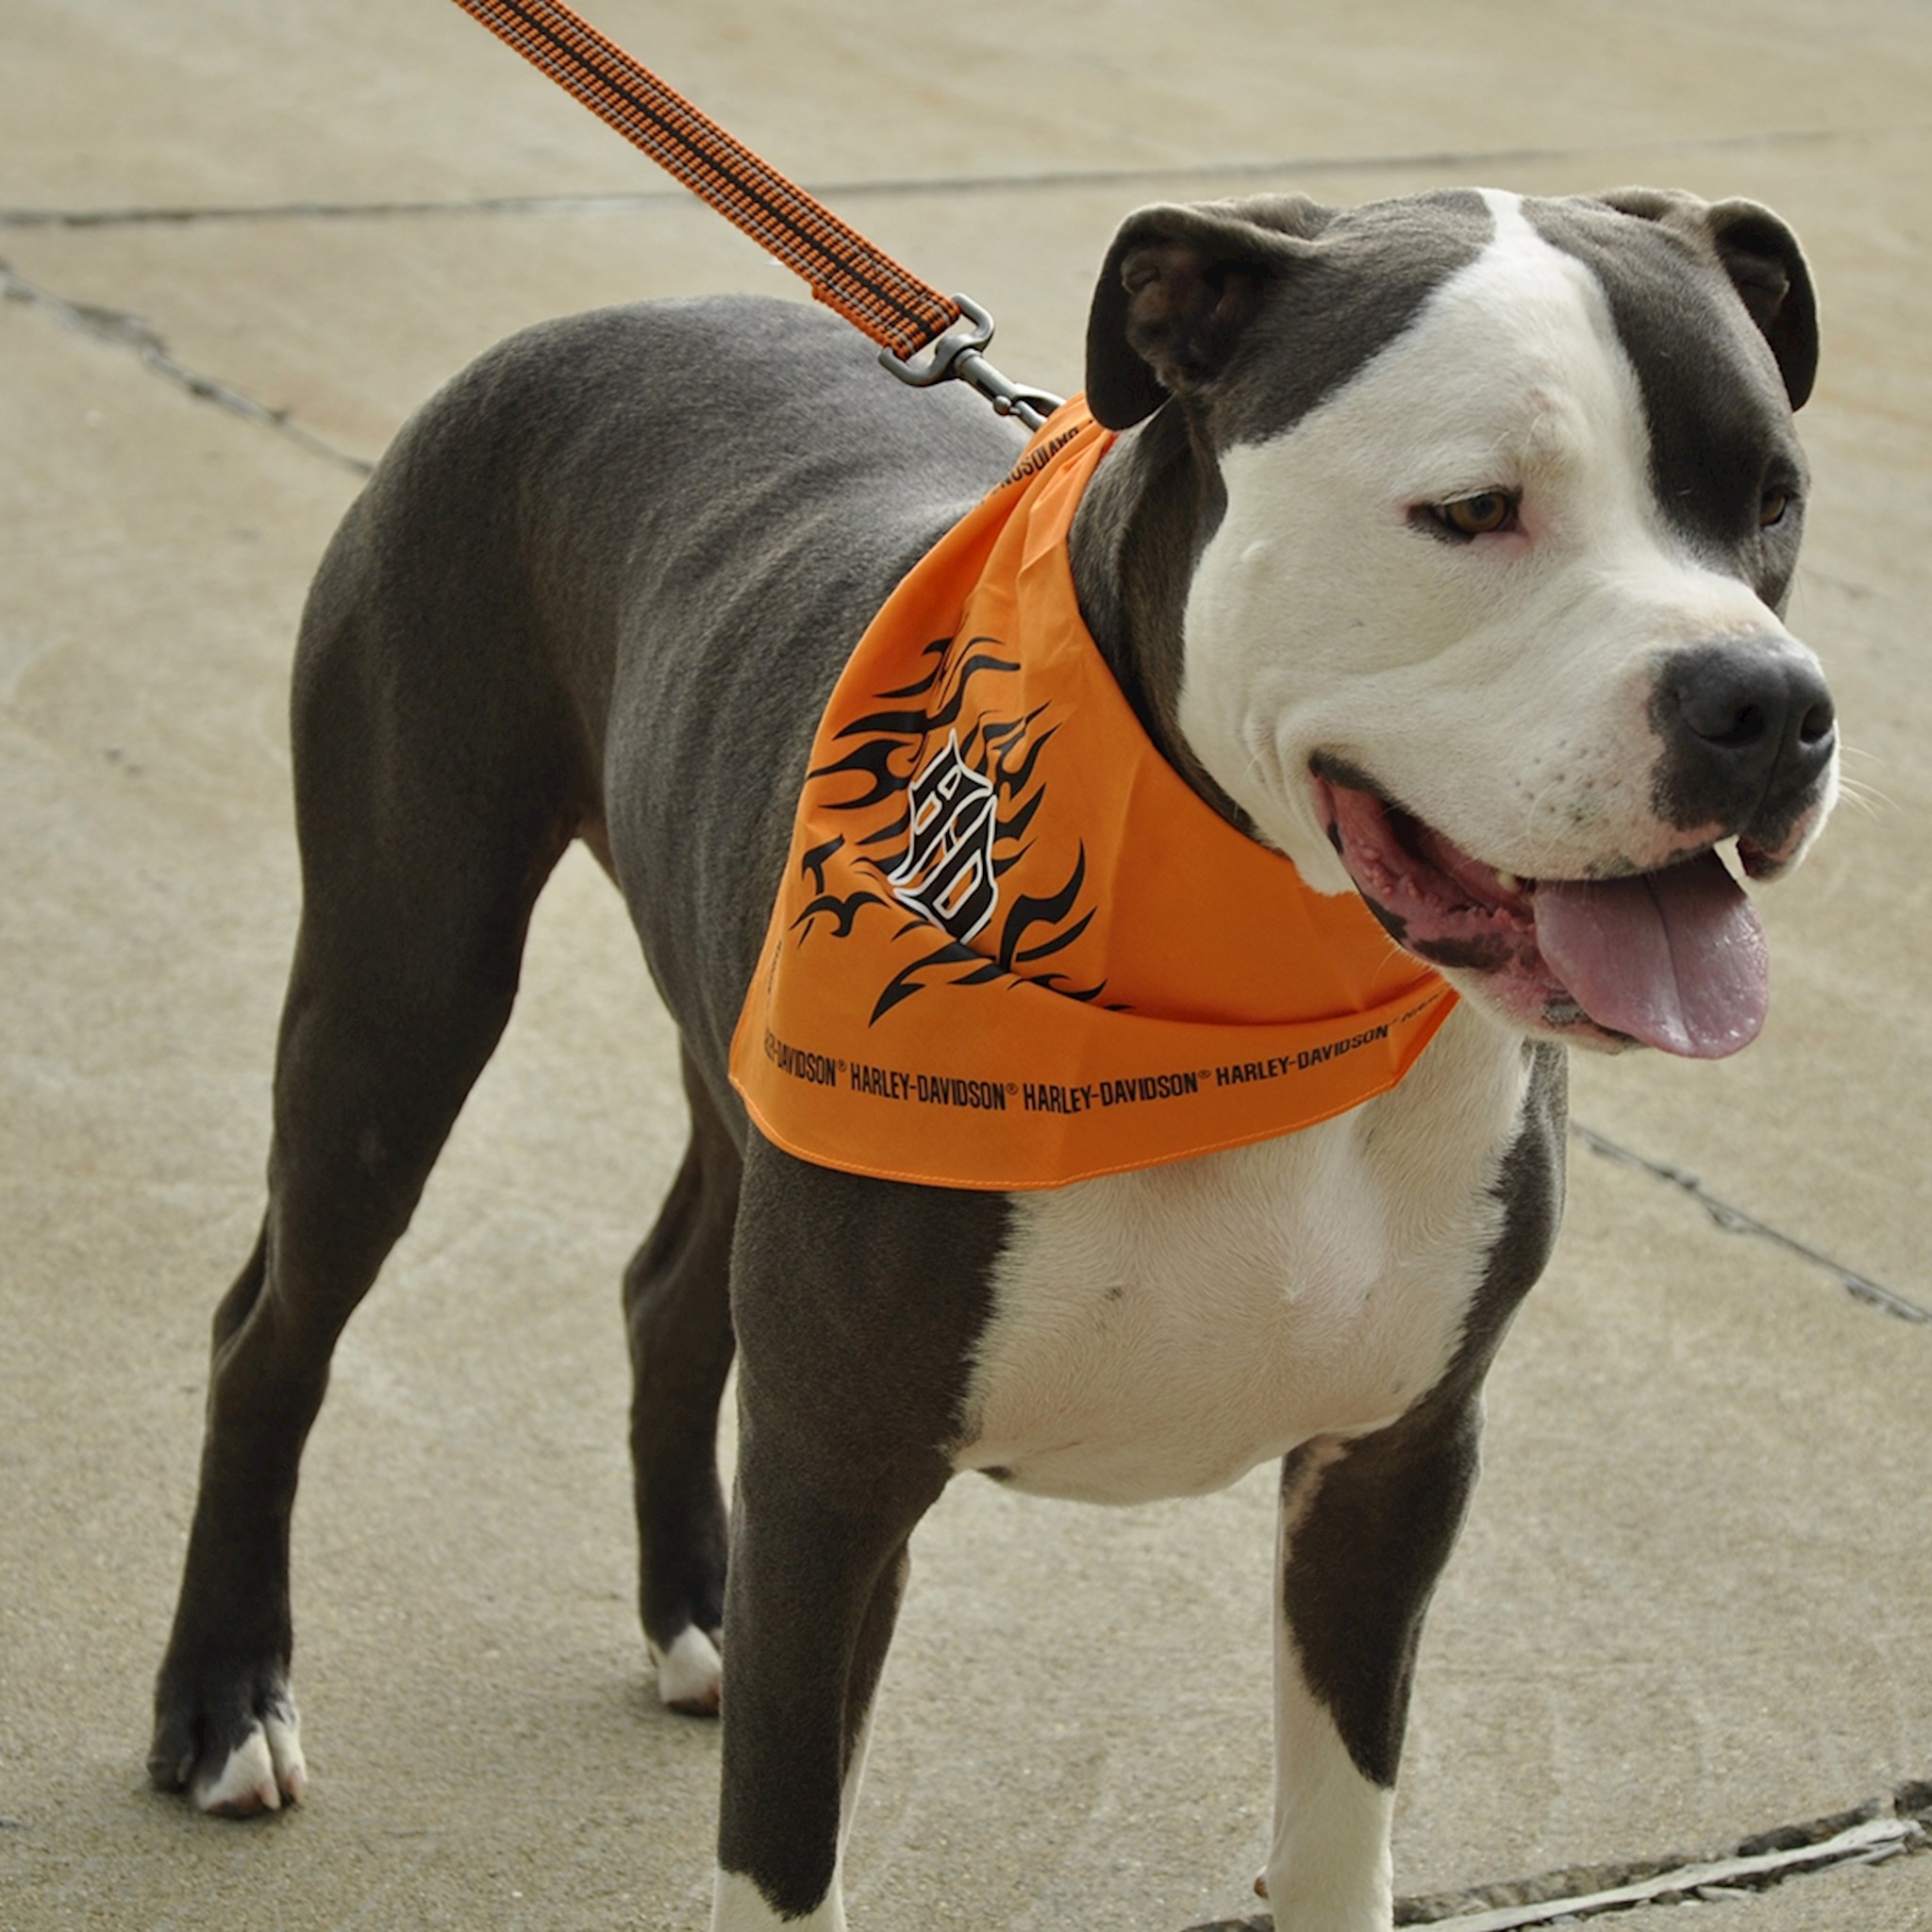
1833, 775, 1889, 820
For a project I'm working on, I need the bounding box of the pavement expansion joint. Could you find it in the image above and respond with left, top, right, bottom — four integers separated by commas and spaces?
1569, 1119, 1930, 1327
1188, 1781, 1932, 1931
0, 258, 373, 477
0, 124, 1880, 236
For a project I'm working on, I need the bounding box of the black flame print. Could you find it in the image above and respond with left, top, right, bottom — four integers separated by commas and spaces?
793, 631, 1111, 1023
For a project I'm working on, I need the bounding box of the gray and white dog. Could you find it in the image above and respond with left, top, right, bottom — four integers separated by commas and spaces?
151, 185, 1835, 1931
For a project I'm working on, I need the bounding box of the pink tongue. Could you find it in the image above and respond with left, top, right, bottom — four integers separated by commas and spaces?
1534, 851, 1768, 1058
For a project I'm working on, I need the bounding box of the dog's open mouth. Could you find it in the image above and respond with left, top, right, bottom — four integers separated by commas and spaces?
1314, 774, 1771, 1058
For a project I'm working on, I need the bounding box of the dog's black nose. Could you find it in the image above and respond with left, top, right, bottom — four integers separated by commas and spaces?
1657, 641, 1836, 825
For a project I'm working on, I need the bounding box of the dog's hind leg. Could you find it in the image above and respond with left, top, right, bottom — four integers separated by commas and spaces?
1262, 1400, 1484, 1931
149, 491, 591, 1815
625, 1049, 740, 1715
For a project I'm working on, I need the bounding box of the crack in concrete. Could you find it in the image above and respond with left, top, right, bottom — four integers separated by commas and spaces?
0, 259, 372, 477
1188, 1780, 1932, 1930
1569, 1121, 1929, 1325
0, 126, 1866, 232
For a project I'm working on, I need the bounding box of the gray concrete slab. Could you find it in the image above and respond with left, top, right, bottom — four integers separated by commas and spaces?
3, 2, 1929, 1929
11, 0, 1931, 216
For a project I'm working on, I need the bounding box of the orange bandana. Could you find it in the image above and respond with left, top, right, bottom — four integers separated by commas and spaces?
728, 400, 1455, 1191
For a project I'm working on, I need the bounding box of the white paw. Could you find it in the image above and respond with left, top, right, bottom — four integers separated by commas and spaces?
711, 1868, 846, 1930
649, 1625, 723, 1714
192, 1702, 307, 1816
1260, 1869, 1392, 1932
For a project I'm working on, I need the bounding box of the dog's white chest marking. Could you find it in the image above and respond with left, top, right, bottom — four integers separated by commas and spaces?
956, 1008, 1528, 1503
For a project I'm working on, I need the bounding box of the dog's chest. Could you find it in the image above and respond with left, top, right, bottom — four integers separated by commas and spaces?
953, 1011, 1528, 1504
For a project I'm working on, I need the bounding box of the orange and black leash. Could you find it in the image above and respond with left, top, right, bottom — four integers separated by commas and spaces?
447, 0, 1062, 428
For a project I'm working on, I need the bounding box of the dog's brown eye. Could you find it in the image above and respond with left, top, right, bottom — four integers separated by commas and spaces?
1759, 489, 1791, 528
1438, 492, 1517, 538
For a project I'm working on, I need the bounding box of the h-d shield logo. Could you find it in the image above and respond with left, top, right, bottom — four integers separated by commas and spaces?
887, 732, 998, 942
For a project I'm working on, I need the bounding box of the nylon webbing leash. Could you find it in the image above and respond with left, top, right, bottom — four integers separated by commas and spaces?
448, 0, 1062, 427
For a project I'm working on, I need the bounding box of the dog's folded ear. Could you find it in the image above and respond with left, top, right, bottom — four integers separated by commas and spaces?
1597, 188, 1818, 409
1086, 197, 1334, 429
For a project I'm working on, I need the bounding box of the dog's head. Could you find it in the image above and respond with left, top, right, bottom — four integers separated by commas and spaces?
1085, 186, 1833, 1058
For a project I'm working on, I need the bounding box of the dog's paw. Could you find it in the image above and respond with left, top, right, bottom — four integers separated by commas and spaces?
648, 1625, 723, 1716
149, 1674, 307, 1817
192, 1704, 307, 1816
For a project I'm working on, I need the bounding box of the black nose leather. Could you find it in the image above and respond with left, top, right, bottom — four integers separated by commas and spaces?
1661, 641, 1836, 819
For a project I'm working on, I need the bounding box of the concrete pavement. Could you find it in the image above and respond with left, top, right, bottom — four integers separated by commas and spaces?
2, 2, 1928, 1926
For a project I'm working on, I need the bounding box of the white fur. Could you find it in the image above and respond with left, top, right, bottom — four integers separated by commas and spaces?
712, 1869, 845, 1932
649, 1624, 723, 1711
956, 1003, 1528, 1503
1180, 190, 1834, 904
1264, 1619, 1397, 1930
191, 1704, 306, 1815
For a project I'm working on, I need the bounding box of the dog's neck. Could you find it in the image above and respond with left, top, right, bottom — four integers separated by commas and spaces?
1067, 407, 1253, 832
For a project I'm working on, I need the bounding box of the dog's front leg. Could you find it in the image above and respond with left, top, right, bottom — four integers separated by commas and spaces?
1264, 1396, 1483, 1930
704, 1147, 1003, 1929
708, 1412, 939, 1932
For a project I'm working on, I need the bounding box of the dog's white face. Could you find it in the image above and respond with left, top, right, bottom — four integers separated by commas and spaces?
1178, 191, 1836, 1059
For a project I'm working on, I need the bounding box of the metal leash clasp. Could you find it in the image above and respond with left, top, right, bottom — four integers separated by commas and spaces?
879, 294, 1064, 432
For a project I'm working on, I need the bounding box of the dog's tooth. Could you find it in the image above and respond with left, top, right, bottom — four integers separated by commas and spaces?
1495, 870, 1522, 893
